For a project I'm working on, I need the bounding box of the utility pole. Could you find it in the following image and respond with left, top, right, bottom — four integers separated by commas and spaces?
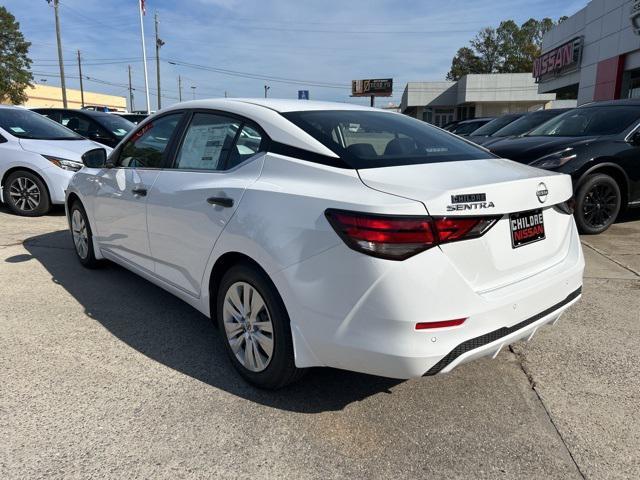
178, 75, 182, 102
50, 0, 67, 108
154, 12, 164, 110
77, 50, 84, 107
128, 65, 135, 111
138, 0, 151, 114
264, 85, 270, 98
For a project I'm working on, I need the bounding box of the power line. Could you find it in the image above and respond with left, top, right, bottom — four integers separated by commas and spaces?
166, 59, 349, 90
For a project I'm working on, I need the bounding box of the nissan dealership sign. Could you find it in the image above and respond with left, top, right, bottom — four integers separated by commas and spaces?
533, 37, 583, 82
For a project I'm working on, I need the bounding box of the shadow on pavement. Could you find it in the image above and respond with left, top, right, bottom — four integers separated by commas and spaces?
16, 230, 401, 413
618, 207, 640, 224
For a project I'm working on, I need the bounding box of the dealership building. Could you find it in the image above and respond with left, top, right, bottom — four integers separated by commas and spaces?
400, 73, 559, 126
536, 0, 640, 104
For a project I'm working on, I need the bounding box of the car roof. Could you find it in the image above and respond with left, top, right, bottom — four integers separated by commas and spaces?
33, 107, 115, 118
163, 98, 378, 113
578, 98, 640, 108
457, 117, 494, 124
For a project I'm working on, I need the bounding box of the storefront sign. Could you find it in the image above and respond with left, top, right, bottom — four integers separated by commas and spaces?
631, 0, 640, 35
533, 38, 582, 82
351, 78, 393, 97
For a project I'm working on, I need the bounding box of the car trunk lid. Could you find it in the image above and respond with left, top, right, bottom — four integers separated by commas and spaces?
357, 158, 576, 292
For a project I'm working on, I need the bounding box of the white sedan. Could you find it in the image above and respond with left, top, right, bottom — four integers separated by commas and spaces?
66, 99, 584, 388
0, 106, 109, 216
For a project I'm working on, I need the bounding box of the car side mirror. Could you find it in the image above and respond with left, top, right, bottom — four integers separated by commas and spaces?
82, 148, 108, 168
629, 130, 640, 146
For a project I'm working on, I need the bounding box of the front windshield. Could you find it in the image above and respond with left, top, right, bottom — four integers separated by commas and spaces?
452, 120, 487, 135
282, 110, 494, 169
527, 106, 640, 137
492, 111, 565, 137
0, 108, 82, 140
96, 114, 134, 137
471, 114, 521, 136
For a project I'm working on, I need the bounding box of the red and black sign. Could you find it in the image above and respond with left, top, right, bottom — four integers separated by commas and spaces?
351, 78, 393, 97
509, 209, 545, 248
533, 37, 582, 82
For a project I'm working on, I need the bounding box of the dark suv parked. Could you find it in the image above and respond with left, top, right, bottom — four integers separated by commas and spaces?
32, 108, 134, 148
488, 99, 640, 234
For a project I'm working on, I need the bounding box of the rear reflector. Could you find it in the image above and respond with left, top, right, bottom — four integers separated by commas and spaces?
415, 318, 466, 330
325, 209, 499, 260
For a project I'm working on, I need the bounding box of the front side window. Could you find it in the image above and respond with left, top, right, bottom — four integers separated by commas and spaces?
0, 108, 82, 140
118, 113, 183, 168
174, 113, 240, 171
527, 106, 640, 137
282, 110, 494, 169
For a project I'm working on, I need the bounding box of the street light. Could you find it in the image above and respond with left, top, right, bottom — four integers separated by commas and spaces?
264, 85, 270, 98
191, 85, 196, 100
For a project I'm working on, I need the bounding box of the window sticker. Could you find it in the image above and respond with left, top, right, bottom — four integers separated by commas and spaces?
178, 124, 229, 169
10, 127, 26, 133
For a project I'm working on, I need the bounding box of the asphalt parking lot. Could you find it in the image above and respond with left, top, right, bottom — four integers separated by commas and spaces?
1, 206, 639, 479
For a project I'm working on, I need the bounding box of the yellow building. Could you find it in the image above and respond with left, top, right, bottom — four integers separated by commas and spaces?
22, 83, 127, 111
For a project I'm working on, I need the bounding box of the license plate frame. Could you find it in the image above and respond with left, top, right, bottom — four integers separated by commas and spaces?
509, 208, 546, 248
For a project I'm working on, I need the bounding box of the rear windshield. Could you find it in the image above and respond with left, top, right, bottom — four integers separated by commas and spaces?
471, 114, 522, 136
492, 110, 566, 137
527, 106, 640, 137
282, 110, 494, 169
0, 108, 82, 140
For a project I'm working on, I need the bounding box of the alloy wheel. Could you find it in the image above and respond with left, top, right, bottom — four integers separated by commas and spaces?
222, 281, 274, 372
8, 177, 41, 212
582, 183, 618, 229
71, 209, 89, 259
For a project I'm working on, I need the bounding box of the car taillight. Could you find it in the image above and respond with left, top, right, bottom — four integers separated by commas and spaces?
554, 197, 575, 215
325, 209, 499, 260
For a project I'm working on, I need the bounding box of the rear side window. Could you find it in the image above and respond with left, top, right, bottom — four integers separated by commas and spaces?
174, 113, 240, 171
282, 110, 494, 169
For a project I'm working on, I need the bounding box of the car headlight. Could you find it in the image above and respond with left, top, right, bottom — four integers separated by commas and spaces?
529, 148, 577, 168
42, 155, 83, 172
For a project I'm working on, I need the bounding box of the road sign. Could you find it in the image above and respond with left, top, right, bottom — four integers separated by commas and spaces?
298, 90, 309, 100
351, 78, 393, 97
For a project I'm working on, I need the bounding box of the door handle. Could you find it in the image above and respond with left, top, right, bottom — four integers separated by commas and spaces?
207, 196, 234, 208
132, 187, 147, 197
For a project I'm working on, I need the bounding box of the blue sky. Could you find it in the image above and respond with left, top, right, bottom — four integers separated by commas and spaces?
4, 0, 587, 110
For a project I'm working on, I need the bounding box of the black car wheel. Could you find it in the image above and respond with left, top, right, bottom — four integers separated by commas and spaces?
4, 170, 51, 217
575, 173, 621, 235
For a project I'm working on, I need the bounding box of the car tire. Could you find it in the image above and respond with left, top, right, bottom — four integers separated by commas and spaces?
4, 170, 51, 217
69, 201, 101, 269
216, 261, 305, 389
574, 173, 622, 235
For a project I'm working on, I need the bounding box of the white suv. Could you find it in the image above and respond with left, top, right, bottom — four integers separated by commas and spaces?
0, 106, 109, 216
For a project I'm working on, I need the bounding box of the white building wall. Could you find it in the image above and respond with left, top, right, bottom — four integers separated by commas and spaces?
539, 0, 640, 104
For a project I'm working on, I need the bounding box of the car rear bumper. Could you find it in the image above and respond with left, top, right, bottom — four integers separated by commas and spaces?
274, 218, 585, 379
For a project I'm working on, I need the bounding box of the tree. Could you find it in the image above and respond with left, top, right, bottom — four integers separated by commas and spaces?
0, 6, 33, 105
470, 27, 501, 73
446, 17, 566, 80
446, 47, 484, 81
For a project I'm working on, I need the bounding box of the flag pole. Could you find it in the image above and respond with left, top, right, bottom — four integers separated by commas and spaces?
138, 0, 151, 114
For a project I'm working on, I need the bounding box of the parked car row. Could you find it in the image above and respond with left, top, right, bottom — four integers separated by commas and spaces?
447, 101, 640, 233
